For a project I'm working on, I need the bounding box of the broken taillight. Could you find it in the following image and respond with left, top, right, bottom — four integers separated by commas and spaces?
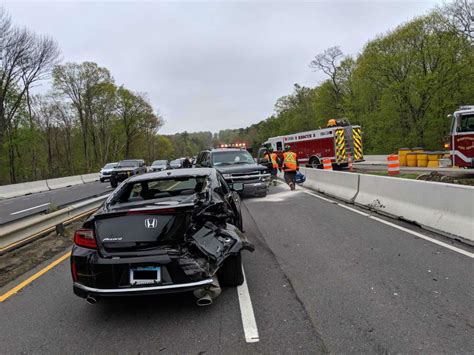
74, 229, 97, 249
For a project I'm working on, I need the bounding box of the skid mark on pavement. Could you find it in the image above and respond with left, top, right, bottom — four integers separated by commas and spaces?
0, 251, 71, 302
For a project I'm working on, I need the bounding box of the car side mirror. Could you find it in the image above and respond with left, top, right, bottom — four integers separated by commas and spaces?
230, 182, 244, 192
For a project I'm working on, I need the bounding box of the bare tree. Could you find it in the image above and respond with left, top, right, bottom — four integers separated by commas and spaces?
0, 7, 60, 179
309, 46, 345, 100
440, 0, 474, 44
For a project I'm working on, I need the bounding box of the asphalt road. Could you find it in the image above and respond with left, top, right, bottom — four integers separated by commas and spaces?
0, 181, 112, 225
0, 183, 473, 353
0, 200, 325, 354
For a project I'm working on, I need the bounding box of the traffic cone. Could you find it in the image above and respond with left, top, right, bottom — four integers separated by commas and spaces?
387, 154, 400, 175
348, 154, 353, 172
323, 159, 333, 170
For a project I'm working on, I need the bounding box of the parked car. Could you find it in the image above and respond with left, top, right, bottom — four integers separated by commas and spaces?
170, 158, 184, 169
70, 168, 253, 306
99, 162, 118, 182
150, 160, 170, 172
195, 147, 270, 197
110, 159, 147, 187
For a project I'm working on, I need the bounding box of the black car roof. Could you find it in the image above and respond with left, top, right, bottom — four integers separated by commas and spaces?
127, 168, 214, 183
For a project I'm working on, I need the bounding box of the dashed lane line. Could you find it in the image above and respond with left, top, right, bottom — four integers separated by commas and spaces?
237, 266, 260, 343
10, 203, 50, 215
0, 251, 71, 302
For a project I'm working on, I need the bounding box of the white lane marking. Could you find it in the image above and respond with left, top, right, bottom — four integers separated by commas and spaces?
303, 190, 335, 203
10, 203, 50, 215
369, 216, 474, 259
336, 203, 369, 217
300, 189, 474, 259
237, 266, 259, 343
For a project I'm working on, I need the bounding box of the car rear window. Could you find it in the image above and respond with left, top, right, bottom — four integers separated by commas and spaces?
116, 177, 208, 203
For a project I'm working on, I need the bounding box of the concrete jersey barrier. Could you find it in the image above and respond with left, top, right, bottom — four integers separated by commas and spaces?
81, 173, 99, 183
299, 167, 360, 202
0, 180, 50, 199
46, 175, 84, 190
0, 172, 100, 200
354, 174, 474, 244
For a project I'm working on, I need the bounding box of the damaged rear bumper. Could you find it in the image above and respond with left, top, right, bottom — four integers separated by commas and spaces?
73, 279, 213, 298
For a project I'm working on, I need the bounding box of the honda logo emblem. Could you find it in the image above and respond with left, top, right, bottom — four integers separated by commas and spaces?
144, 218, 158, 229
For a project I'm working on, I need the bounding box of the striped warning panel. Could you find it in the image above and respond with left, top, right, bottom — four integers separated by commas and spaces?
352, 127, 363, 160
335, 129, 346, 163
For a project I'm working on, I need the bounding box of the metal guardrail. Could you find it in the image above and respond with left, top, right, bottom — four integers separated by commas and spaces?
0, 195, 108, 255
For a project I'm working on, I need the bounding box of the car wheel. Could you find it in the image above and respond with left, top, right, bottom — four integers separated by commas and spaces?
110, 178, 118, 188
218, 253, 244, 287
100, 178, 104, 183
309, 157, 321, 169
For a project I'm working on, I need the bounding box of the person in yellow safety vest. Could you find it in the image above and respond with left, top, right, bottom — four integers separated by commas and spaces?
267, 148, 279, 186
281, 145, 299, 190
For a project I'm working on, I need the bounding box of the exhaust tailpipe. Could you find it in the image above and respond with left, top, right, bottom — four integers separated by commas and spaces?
86, 296, 98, 305
196, 294, 213, 307
194, 276, 221, 306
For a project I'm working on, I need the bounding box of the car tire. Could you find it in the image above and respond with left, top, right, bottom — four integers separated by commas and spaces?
100, 178, 104, 183
110, 178, 118, 188
309, 157, 321, 169
218, 253, 244, 287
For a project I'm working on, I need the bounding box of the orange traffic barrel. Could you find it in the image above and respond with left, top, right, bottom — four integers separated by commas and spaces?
387, 154, 400, 175
417, 153, 428, 167
398, 148, 411, 166
406, 153, 418, 167
323, 159, 333, 170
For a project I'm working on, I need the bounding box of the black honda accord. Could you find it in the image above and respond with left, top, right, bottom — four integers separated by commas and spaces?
71, 168, 253, 306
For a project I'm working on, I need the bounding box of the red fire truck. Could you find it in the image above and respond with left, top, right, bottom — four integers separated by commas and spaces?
258, 119, 364, 168
446, 105, 474, 168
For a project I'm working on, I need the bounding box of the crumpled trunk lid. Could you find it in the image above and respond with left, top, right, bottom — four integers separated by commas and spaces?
94, 209, 191, 254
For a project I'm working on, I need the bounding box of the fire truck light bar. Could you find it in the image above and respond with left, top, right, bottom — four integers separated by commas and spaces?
219, 143, 246, 148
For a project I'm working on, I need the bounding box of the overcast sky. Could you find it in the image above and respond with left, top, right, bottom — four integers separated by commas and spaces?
3, 0, 442, 134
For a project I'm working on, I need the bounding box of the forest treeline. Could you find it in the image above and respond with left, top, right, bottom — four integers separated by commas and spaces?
1, 1, 473, 185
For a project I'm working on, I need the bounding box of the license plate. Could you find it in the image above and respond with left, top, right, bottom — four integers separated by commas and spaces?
130, 266, 161, 286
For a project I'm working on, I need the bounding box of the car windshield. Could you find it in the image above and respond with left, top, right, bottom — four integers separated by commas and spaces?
152, 160, 167, 165
117, 160, 139, 167
212, 151, 254, 166
103, 163, 117, 169
113, 177, 208, 204
170, 160, 181, 165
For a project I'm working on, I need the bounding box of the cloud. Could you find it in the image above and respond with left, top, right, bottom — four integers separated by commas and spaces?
4, 0, 440, 134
